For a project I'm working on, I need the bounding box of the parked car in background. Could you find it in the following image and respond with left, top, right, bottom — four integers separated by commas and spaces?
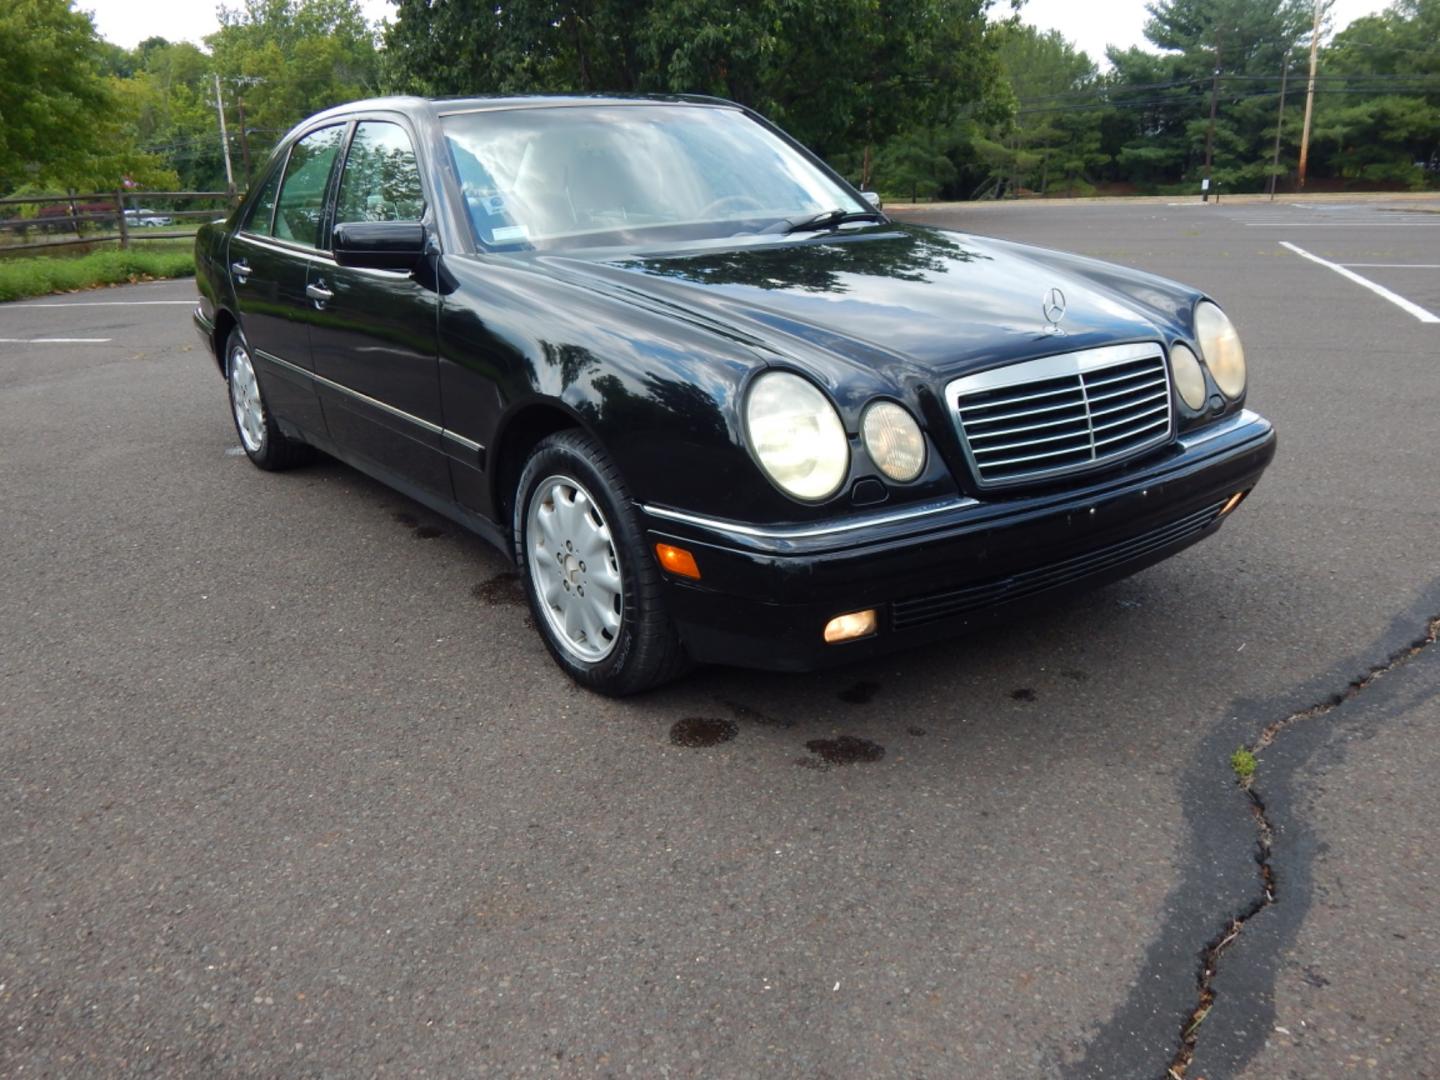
192, 94, 1276, 695
125, 208, 173, 227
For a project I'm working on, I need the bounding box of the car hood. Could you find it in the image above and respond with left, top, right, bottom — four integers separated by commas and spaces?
539, 224, 1181, 390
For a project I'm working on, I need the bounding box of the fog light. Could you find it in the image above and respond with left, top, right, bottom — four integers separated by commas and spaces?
655, 543, 701, 580
1219, 490, 1247, 516
824, 609, 877, 643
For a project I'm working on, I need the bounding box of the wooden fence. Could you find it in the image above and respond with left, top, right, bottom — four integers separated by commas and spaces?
0, 191, 236, 255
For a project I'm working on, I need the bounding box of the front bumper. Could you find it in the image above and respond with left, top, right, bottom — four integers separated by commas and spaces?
641, 409, 1277, 671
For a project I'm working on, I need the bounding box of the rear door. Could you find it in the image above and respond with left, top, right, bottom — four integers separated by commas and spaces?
229, 123, 347, 437
308, 117, 450, 499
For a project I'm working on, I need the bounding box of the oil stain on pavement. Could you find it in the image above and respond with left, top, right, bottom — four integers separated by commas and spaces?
393, 510, 443, 539
801, 735, 886, 768
669, 717, 739, 747
472, 572, 525, 606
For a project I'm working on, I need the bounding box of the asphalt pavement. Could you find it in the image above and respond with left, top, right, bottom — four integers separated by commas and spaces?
2, 196, 1437, 1078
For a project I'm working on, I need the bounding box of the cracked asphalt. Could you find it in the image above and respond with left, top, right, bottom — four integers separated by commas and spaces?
3, 195, 1438, 1078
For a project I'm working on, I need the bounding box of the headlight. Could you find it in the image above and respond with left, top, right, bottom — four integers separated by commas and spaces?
1194, 301, 1246, 399
1169, 343, 1208, 410
744, 371, 849, 500
862, 401, 926, 482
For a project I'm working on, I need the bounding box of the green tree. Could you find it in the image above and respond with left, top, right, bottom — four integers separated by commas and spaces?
208, 0, 381, 181
873, 126, 958, 201
120, 39, 230, 191
1105, 0, 1313, 192
961, 22, 1108, 198
383, 1, 596, 96
383, 0, 1005, 185
1305, 0, 1440, 186
0, 0, 170, 192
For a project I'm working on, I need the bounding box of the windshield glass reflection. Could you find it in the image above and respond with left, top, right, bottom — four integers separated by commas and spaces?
442, 104, 867, 252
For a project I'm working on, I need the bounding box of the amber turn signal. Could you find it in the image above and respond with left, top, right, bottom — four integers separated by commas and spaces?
1219, 490, 1248, 516
823, 609, 878, 643
655, 543, 701, 580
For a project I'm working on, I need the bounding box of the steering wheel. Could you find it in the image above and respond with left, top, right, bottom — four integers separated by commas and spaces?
697, 194, 766, 219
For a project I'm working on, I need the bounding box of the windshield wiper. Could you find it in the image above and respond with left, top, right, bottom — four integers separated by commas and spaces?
778, 208, 886, 235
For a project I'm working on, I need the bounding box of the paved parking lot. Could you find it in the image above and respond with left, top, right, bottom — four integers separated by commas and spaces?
3, 196, 1437, 1078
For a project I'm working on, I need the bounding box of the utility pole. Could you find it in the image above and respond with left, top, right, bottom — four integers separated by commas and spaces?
213, 73, 235, 196
1269, 57, 1292, 200
236, 98, 252, 183
1297, 0, 1322, 189
231, 76, 264, 187
1202, 63, 1221, 202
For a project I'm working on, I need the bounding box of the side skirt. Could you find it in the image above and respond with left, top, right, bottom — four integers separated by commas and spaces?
280, 419, 513, 558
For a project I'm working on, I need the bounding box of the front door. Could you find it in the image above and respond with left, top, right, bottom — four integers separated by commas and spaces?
308, 118, 449, 500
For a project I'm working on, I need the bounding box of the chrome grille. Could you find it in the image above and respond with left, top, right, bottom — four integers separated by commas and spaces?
947, 343, 1174, 488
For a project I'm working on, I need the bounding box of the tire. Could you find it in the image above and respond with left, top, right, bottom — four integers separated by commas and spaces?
514, 429, 691, 696
224, 328, 311, 471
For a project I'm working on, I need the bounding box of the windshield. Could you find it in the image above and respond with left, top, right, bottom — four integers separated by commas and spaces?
441, 104, 870, 252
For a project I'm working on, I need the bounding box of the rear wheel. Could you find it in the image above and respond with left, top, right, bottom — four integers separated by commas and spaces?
225, 328, 310, 471
515, 430, 690, 695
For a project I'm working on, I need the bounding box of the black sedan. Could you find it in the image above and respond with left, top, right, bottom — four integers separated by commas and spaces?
192, 94, 1276, 695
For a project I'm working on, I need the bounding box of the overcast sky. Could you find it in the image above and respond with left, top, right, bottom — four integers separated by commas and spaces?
84, 0, 1393, 62
84, 0, 395, 47
1021, 0, 1392, 66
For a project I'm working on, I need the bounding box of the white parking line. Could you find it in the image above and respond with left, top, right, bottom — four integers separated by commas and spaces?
1279, 241, 1440, 324
0, 337, 113, 343
3, 300, 195, 308
1247, 222, 1440, 227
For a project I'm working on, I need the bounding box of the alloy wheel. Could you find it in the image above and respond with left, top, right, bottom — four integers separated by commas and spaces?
229, 343, 266, 454
526, 474, 624, 663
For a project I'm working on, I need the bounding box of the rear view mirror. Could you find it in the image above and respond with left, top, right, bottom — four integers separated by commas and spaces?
861, 191, 883, 210
332, 221, 427, 271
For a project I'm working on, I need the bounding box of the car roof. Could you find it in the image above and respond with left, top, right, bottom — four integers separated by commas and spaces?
303, 93, 740, 126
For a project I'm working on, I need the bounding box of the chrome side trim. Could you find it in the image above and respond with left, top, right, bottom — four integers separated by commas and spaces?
440, 428, 486, 469
235, 233, 336, 265
231, 233, 437, 276
641, 496, 980, 541
946, 342, 1163, 395
442, 430, 484, 454
1177, 408, 1266, 449
254, 348, 485, 458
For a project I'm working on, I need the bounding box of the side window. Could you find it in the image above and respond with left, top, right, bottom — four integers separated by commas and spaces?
243, 163, 283, 236
273, 124, 345, 248
334, 121, 426, 228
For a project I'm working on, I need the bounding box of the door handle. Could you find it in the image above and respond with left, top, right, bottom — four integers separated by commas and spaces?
230, 260, 252, 283
306, 281, 333, 308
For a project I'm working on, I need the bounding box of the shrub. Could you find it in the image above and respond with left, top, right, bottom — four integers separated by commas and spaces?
0, 243, 194, 302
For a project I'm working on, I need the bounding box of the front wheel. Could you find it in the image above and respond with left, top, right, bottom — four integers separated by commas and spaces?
515, 430, 690, 696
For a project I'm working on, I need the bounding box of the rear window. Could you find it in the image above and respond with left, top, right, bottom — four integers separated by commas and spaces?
242, 165, 283, 236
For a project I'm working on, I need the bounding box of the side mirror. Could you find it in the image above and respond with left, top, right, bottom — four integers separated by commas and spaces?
332, 221, 428, 271
861, 191, 883, 210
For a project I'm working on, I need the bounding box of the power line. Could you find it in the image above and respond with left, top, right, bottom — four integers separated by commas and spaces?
1014, 84, 1440, 116
1016, 72, 1440, 107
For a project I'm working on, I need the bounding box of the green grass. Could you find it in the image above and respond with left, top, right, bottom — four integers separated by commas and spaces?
0, 243, 194, 302
1230, 746, 1258, 783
